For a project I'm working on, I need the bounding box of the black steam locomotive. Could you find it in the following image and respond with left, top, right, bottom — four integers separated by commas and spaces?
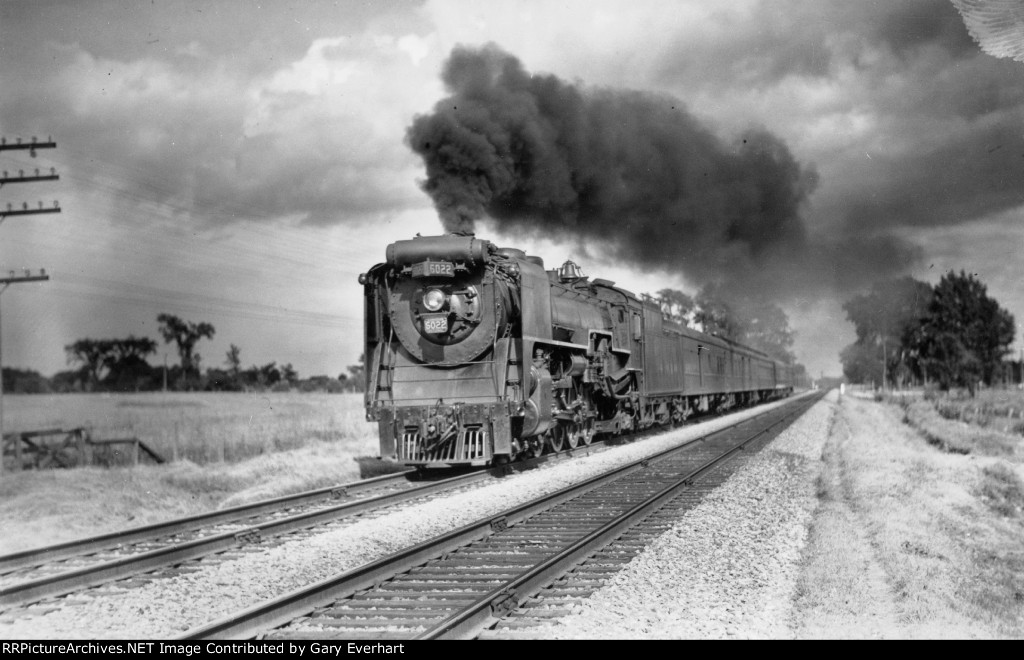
360, 234, 793, 467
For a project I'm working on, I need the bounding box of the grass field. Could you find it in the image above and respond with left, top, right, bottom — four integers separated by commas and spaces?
0, 392, 388, 554
3, 391, 376, 465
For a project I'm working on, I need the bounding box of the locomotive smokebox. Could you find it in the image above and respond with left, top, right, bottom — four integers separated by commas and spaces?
386, 235, 491, 269
379, 233, 517, 368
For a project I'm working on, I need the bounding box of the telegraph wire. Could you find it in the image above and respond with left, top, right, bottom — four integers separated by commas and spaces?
0, 147, 385, 269
0, 136, 405, 376
38, 284, 359, 329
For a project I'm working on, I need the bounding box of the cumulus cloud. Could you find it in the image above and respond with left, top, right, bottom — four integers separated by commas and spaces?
1, 32, 441, 229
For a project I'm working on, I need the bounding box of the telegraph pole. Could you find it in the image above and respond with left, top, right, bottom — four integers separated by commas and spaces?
0, 271, 50, 461
1, 137, 61, 227
0, 136, 57, 475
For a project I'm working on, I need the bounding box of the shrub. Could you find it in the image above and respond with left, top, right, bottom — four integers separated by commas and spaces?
978, 462, 1024, 518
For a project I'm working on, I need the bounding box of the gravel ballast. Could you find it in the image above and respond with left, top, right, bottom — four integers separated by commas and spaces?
527, 389, 836, 639
1, 392, 818, 639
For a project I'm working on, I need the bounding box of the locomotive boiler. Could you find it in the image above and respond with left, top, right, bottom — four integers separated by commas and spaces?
360, 234, 793, 468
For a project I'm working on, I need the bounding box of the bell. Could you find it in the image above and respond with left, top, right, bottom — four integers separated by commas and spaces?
558, 260, 583, 282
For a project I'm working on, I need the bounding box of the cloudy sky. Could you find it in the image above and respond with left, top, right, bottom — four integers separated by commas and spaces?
1, 0, 1022, 382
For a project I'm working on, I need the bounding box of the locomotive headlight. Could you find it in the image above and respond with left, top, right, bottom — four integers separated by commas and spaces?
423, 288, 446, 312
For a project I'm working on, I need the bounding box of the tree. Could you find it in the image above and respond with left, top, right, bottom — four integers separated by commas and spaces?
64, 339, 110, 390
690, 285, 797, 363
792, 363, 809, 389
103, 337, 158, 391
916, 271, 1014, 394
742, 301, 797, 364
840, 341, 884, 386
256, 362, 281, 387
840, 277, 933, 388
655, 288, 694, 325
693, 284, 746, 341
50, 370, 82, 393
225, 344, 241, 376
1, 367, 50, 394
63, 336, 157, 391
210, 344, 242, 391
157, 313, 215, 386
346, 353, 366, 392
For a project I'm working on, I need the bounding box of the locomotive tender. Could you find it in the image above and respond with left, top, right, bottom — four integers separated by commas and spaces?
360, 234, 793, 467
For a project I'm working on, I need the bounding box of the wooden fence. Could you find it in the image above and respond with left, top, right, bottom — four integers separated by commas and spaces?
1, 428, 165, 471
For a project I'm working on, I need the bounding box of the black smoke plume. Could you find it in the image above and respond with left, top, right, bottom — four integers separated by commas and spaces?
407, 44, 819, 289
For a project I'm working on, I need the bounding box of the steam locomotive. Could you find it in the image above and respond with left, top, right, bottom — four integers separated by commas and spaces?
360, 234, 793, 468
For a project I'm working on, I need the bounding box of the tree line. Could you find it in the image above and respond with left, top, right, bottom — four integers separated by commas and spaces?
1, 313, 366, 394
840, 270, 1016, 395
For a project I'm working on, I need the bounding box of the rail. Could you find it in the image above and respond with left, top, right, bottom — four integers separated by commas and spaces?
179, 393, 823, 639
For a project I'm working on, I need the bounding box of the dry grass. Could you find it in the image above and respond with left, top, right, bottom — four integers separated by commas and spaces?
902, 399, 1020, 457
792, 415, 906, 637
0, 392, 389, 555
793, 394, 1024, 638
4, 391, 374, 465
928, 389, 1024, 436
978, 462, 1024, 519
0, 436, 390, 555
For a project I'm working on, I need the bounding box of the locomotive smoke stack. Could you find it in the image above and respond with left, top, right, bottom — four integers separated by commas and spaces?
407, 44, 819, 295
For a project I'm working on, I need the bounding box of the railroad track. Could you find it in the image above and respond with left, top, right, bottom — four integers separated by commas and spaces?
181, 392, 823, 640
0, 466, 488, 610
0, 433, 623, 611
